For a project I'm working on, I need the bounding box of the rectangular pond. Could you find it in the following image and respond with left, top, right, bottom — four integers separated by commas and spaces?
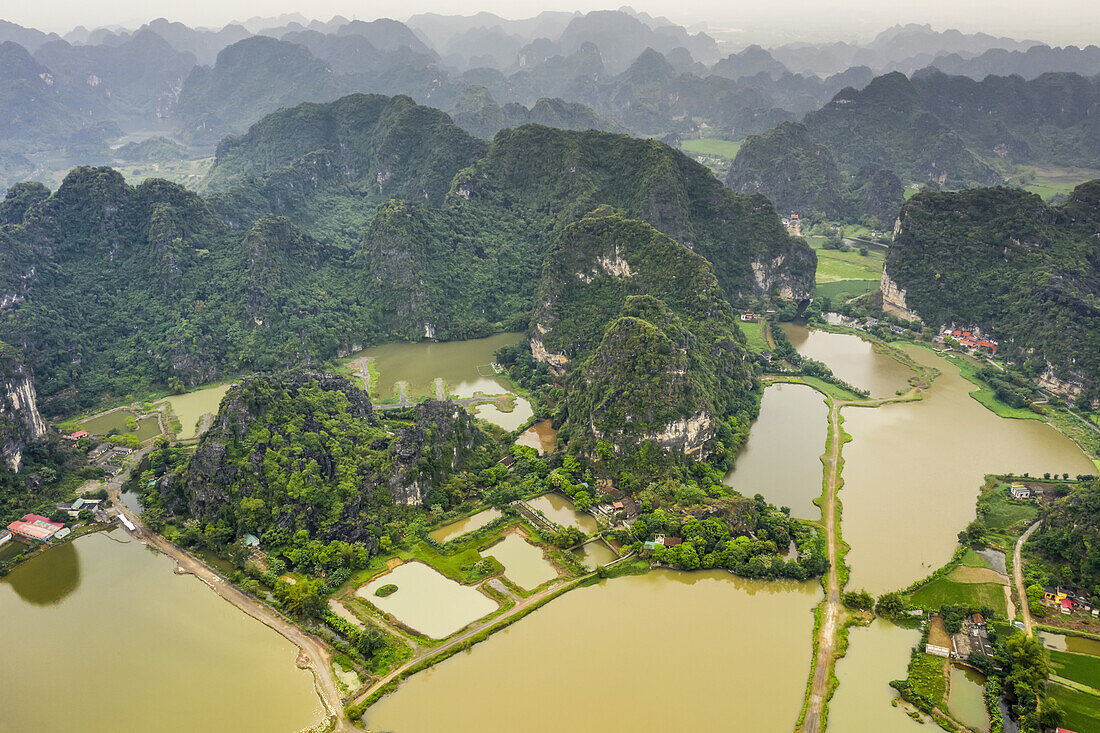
366, 570, 820, 732
357, 561, 497, 639
527, 493, 598, 535
481, 534, 557, 590
80, 410, 161, 442
573, 540, 618, 569
428, 508, 503, 544
723, 383, 828, 519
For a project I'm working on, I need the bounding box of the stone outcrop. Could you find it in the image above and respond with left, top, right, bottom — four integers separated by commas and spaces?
879, 266, 922, 322
0, 344, 47, 472
387, 399, 480, 506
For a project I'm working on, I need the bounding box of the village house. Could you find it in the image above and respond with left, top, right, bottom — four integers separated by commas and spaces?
67, 430, 89, 440
0, 529, 11, 546
740, 313, 759, 323
1009, 484, 1032, 500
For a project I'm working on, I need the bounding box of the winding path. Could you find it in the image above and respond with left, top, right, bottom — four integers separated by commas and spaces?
1014, 520, 1041, 637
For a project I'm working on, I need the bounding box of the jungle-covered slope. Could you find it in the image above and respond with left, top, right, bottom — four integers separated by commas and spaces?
885, 182, 1100, 398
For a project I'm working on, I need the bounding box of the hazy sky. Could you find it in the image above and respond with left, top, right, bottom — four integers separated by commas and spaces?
8, 1, 1100, 46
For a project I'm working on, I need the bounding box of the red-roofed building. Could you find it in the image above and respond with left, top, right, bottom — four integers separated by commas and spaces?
1060, 598, 1076, 614
662, 537, 683, 548
612, 501, 624, 510
976, 340, 998, 351
7, 513, 65, 542
68, 430, 89, 440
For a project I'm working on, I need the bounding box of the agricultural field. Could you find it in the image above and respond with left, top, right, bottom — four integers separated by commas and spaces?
808, 237, 885, 283
680, 138, 743, 159
1046, 683, 1100, 733
907, 653, 947, 705
814, 279, 880, 303
909, 576, 1008, 617
1050, 649, 1100, 689
739, 320, 769, 354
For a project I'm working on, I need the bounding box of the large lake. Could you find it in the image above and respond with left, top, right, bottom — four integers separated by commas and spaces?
0, 533, 323, 732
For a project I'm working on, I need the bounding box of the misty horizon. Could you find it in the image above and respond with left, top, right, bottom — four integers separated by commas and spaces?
5, 1, 1099, 48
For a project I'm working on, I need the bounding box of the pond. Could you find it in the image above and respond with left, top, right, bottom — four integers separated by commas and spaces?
723, 383, 828, 519
0, 533, 323, 733
1039, 630, 1100, 657
948, 665, 990, 733
514, 419, 558, 454
572, 539, 618, 569
355, 333, 523, 401
428, 508, 503, 544
159, 382, 232, 439
356, 561, 497, 639
366, 570, 820, 733
481, 533, 557, 590
473, 395, 534, 431
527, 493, 599, 535
841, 345, 1095, 593
828, 619, 926, 732
781, 323, 915, 397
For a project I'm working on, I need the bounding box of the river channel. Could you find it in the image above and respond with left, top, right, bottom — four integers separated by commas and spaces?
366, 570, 819, 732
0, 532, 323, 732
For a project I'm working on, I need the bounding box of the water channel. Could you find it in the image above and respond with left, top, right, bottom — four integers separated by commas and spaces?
723, 382, 829, 519
367, 570, 820, 732
0, 532, 323, 733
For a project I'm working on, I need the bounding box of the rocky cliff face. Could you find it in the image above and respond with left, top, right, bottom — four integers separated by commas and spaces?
387, 399, 484, 506
0, 343, 46, 472
879, 266, 922, 321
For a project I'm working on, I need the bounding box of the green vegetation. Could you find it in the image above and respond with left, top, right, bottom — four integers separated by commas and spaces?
976, 478, 1040, 545
726, 122, 904, 226
960, 549, 995, 569
681, 138, 742, 159
1049, 649, 1100, 689
813, 279, 880, 302
933, 352, 1044, 421
739, 320, 769, 354
1, 94, 812, 415
375, 584, 398, 598
809, 237, 884, 283
1047, 683, 1100, 733
909, 578, 1007, 617
1029, 476, 1100, 595
887, 183, 1100, 401
909, 654, 948, 706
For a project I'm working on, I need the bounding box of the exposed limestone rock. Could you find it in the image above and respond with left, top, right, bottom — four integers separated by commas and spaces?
880, 267, 923, 321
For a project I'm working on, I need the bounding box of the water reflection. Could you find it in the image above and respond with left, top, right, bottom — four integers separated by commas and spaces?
5, 540, 82, 605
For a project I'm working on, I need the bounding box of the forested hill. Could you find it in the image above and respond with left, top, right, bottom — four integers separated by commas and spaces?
0, 93, 812, 415
146, 372, 501, 548
531, 208, 757, 464
803, 69, 1100, 189
886, 182, 1100, 398
725, 121, 904, 227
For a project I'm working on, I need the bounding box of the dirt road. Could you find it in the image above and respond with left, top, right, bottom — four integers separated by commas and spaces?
107, 480, 349, 732
1014, 520, 1041, 637
801, 400, 844, 733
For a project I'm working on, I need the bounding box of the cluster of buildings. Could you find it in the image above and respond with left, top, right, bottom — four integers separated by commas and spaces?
939, 328, 999, 353
70, 432, 133, 476
1042, 586, 1097, 616
1009, 483, 1042, 501
5, 514, 68, 543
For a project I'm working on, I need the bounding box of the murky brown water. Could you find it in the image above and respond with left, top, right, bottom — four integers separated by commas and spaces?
514, 419, 558, 454
79, 410, 161, 442
159, 382, 232, 439
948, 665, 990, 733
366, 570, 819, 732
781, 324, 914, 397
724, 383, 828, 519
473, 396, 533, 431
428, 509, 503, 544
828, 619, 926, 732
481, 534, 557, 590
573, 540, 618, 569
0, 533, 323, 732
357, 561, 497, 639
1039, 630, 1100, 657
526, 493, 599, 534
841, 345, 1094, 593
356, 333, 523, 400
